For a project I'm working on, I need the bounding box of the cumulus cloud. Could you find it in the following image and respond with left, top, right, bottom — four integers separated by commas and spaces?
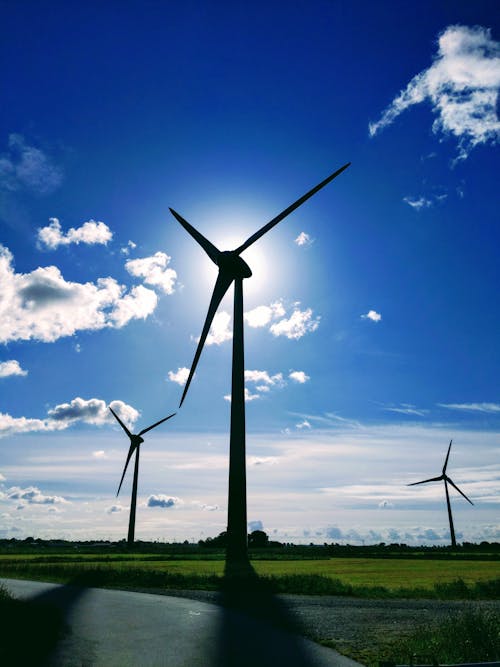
294, 232, 313, 247
147, 495, 182, 508
0, 360, 27, 378
248, 520, 263, 532
0, 134, 63, 194
0, 244, 157, 343
167, 367, 190, 386
438, 402, 500, 413
6, 486, 69, 505
244, 301, 286, 328
37, 218, 113, 249
0, 397, 139, 438
361, 309, 382, 322
224, 388, 261, 403
245, 370, 285, 388
125, 252, 177, 295
289, 370, 310, 384
269, 306, 320, 340
296, 420, 311, 429
106, 504, 126, 514
203, 311, 232, 345
369, 25, 500, 160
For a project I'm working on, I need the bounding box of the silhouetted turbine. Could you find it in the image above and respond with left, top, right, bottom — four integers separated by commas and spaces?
110, 407, 176, 546
408, 439, 473, 547
170, 162, 350, 563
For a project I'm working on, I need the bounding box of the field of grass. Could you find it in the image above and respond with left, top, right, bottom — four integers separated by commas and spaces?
0, 554, 499, 598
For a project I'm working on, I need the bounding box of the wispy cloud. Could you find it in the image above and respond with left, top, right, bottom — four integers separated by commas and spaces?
0, 360, 27, 378
0, 244, 157, 343
294, 231, 313, 247
0, 134, 63, 194
438, 402, 500, 414
361, 309, 382, 322
369, 25, 500, 161
403, 196, 433, 210
384, 404, 429, 417
37, 218, 113, 249
125, 252, 177, 295
120, 240, 137, 256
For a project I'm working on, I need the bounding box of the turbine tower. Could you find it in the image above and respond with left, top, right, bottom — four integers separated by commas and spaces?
110, 407, 176, 547
170, 162, 350, 563
408, 439, 473, 547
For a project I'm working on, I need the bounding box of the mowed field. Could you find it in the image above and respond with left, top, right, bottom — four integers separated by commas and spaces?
1, 554, 499, 592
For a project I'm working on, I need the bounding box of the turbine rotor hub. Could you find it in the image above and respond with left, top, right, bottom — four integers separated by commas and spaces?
217, 250, 252, 279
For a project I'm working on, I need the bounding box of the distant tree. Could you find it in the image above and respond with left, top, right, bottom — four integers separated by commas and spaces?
248, 530, 269, 548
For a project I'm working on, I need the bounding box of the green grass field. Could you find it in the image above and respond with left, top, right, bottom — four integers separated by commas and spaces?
0, 554, 498, 597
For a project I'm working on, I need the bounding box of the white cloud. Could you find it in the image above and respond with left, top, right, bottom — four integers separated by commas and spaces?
384, 404, 428, 417
0, 244, 157, 344
403, 196, 433, 210
289, 370, 310, 384
361, 309, 382, 322
245, 369, 285, 387
120, 240, 137, 256
244, 301, 286, 328
204, 311, 232, 346
6, 486, 69, 505
378, 500, 395, 509
296, 420, 311, 429
224, 388, 260, 402
0, 360, 27, 378
369, 25, 500, 160
438, 402, 500, 413
0, 397, 139, 438
269, 306, 320, 340
37, 218, 113, 249
147, 495, 182, 508
125, 252, 177, 295
167, 367, 190, 386
0, 134, 63, 194
294, 232, 313, 247
92, 450, 107, 459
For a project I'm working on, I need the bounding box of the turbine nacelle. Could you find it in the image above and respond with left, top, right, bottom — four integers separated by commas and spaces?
217, 250, 252, 279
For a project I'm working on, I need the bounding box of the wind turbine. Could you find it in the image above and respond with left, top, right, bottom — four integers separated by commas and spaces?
408, 439, 473, 547
110, 407, 176, 547
170, 162, 350, 563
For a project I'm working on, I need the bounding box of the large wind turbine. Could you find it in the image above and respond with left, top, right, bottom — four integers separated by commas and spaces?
110, 407, 176, 546
408, 439, 473, 547
170, 162, 350, 563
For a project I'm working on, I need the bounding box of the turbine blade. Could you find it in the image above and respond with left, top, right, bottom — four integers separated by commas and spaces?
117, 443, 136, 497
179, 270, 234, 407
235, 162, 350, 254
138, 412, 176, 436
169, 208, 221, 265
408, 475, 443, 486
109, 406, 133, 439
442, 439, 453, 474
446, 476, 474, 505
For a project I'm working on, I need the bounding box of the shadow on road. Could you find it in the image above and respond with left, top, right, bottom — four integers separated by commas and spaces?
1, 579, 88, 666
215, 560, 326, 667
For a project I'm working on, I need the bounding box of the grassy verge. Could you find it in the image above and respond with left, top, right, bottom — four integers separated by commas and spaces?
324, 606, 500, 666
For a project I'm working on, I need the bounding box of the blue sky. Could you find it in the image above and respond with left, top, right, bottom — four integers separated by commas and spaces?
1, 1, 499, 544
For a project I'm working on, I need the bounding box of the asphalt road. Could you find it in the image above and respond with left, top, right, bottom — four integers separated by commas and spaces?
1, 578, 363, 667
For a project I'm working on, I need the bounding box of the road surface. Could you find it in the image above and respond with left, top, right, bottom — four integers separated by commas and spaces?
1, 578, 363, 667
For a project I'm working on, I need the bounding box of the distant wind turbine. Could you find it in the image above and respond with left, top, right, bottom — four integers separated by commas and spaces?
170, 162, 350, 563
408, 439, 473, 547
110, 407, 176, 547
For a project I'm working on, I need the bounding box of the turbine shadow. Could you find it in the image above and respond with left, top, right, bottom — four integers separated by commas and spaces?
1, 579, 89, 666
213, 561, 328, 667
